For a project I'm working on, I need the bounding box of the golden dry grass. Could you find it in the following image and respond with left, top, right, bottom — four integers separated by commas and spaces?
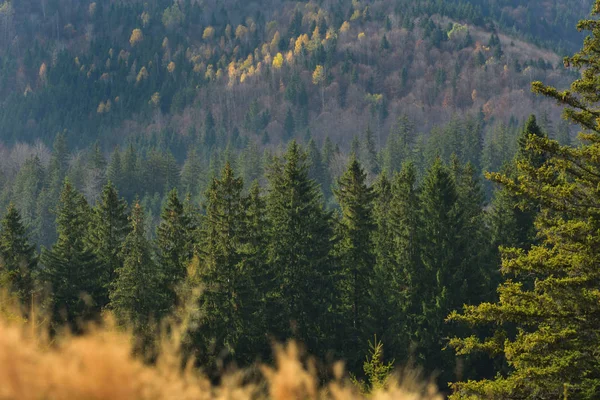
0, 299, 441, 400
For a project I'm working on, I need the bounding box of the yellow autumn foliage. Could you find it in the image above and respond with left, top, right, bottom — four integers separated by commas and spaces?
273, 52, 284, 69
203, 26, 215, 40
130, 28, 143, 47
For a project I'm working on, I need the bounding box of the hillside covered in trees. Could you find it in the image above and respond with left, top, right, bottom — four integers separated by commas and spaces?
3, 0, 600, 399
0, 0, 589, 150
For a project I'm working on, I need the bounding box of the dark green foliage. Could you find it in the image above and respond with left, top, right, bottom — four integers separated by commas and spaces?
156, 189, 193, 311
86, 182, 130, 309
192, 162, 264, 366
40, 180, 103, 327
265, 140, 335, 356
412, 159, 469, 379
451, 5, 600, 397
110, 201, 166, 334
0, 204, 37, 306
335, 157, 377, 369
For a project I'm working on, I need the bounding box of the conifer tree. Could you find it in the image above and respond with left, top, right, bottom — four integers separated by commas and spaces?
489, 115, 547, 253
156, 189, 192, 310
415, 159, 467, 380
384, 163, 420, 360
86, 182, 129, 309
307, 138, 331, 200
41, 180, 103, 327
335, 157, 377, 368
450, 5, 600, 397
0, 204, 36, 306
370, 173, 398, 348
362, 126, 379, 175
265, 140, 335, 356
107, 147, 123, 191
121, 144, 139, 202
192, 163, 261, 365
180, 149, 203, 197
12, 156, 44, 228
111, 201, 166, 335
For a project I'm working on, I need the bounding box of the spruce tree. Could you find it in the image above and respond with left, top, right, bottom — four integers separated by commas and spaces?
41, 180, 103, 327
362, 126, 379, 175
111, 201, 166, 334
384, 163, 420, 361
192, 162, 261, 366
307, 138, 331, 200
334, 157, 377, 368
415, 158, 467, 381
121, 144, 139, 202
489, 115, 547, 253
0, 204, 37, 306
370, 172, 399, 353
265, 140, 335, 356
156, 189, 193, 311
450, 4, 600, 397
86, 182, 130, 309
107, 146, 123, 190
180, 149, 203, 197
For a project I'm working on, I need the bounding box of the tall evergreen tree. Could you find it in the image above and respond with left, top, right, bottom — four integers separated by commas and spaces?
334, 157, 377, 369
107, 147, 123, 191
489, 115, 547, 253
40, 180, 103, 327
111, 201, 166, 335
265, 140, 335, 356
191, 163, 262, 366
362, 126, 379, 175
414, 159, 468, 382
307, 138, 331, 200
156, 189, 193, 311
382, 163, 420, 361
450, 5, 600, 397
180, 149, 203, 197
0, 204, 37, 306
86, 182, 130, 309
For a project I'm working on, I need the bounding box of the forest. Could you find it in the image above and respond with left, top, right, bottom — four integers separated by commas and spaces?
2, 0, 600, 399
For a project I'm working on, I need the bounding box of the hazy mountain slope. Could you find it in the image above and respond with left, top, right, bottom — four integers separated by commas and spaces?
0, 0, 589, 151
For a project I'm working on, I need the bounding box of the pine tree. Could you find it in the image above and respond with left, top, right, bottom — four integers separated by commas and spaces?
265, 140, 335, 356
334, 157, 377, 369
0, 204, 37, 306
111, 201, 166, 335
450, 5, 600, 397
41, 180, 103, 327
86, 182, 129, 309
156, 189, 192, 311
